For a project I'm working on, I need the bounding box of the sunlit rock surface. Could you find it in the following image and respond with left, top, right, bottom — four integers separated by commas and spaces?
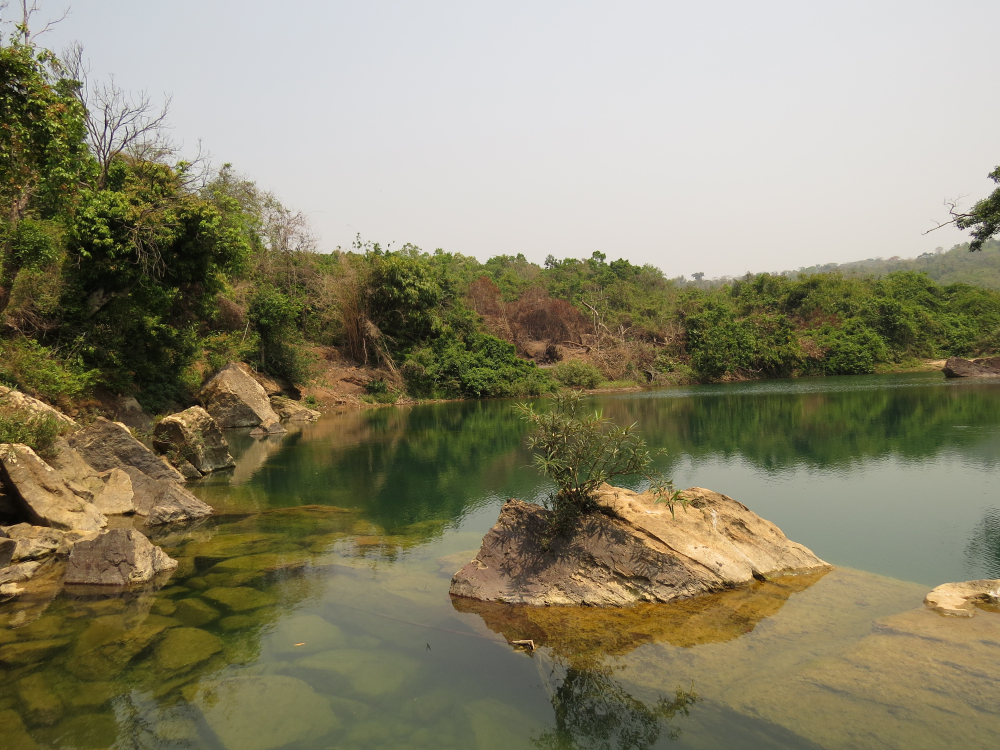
924, 578, 1000, 616
450, 486, 828, 606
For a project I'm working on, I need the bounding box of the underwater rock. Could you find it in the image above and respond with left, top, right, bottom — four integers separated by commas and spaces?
450, 486, 829, 607
17, 672, 64, 725
202, 586, 278, 611
295, 648, 419, 697
64, 528, 178, 586
0, 708, 39, 750
200, 363, 284, 431
173, 597, 220, 627
942, 356, 1000, 378
924, 579, 1000, 616
154, 626, 223, 671
71, 417, 186, 483
153, 406, 236, 475
66, 613, 178, 681
269, 613, 346, 655
0, 637, 70, 667
0, 444, 107, 532
190, 675, 338, 750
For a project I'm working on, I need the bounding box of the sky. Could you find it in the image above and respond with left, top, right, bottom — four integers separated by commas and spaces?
13, 0, 1000, 278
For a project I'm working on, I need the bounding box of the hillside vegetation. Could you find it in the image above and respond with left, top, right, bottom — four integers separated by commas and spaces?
2, 35, 1000, 416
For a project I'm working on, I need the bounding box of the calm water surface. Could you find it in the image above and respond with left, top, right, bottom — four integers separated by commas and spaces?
1, 371, 998, 749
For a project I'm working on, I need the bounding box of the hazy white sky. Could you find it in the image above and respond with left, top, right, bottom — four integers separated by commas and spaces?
21, 1, 1000, 278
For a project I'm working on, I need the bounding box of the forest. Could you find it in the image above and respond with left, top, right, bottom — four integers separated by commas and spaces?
3, 31, 1000, 417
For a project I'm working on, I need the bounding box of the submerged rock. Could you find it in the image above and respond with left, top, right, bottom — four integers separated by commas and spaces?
942, 356, 1000, 378
64, 528, 178, 586
153, 406, 235, 475
450, 486, 828, 607
153, 626, 222, 671
0, 444, 107, 532
924, 579, 1000, 616
200, 362, 284, 431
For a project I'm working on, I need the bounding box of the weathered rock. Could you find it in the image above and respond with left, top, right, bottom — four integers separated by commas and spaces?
0, 385, 78, 430
71, 417, 185, 482
189, 675, 337, 750
924, 578, 1000, 616
174, 459, 203, 480
4, 523, 73, 560
252, 370, 299, 399
110, 395, 153, 433
0, 559, 43, 585
92, 468, 135, 515
64, 528, 178, 586
121, 467, 212, 525
450, 486, 829, 606
153, 406, 235, 474
972, 356, 1000, 370
269, 396, 321, 422
46, 437, 105, 500
0, 444, 107, 532
0, 535, 14, 567
942, 356, 1000, 378
200, 362, 284, 431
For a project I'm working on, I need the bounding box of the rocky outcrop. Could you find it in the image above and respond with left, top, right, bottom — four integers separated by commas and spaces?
153, 406, 235, 475
0, 385, 78, 430
122, 467, 212, 526
0, 529, 14, 568
92, 468, 135, 515
64, 528, 178, 586
46, 438, 135, 514
0, 444, 107, 532
109, 395, 153, 433
1, 523, 97, 561
450, 486, 828, 606
942, 357, 1000, 378
72, 418, 185, 482
200, 363, 284, 431
270, 396, 321, 422
923, 579, 1000, 616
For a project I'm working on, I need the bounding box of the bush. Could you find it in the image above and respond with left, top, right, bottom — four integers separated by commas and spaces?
516, 391, 682, 538
816, 323, 888, 375
0, 338, 96, 407
0, 407, 62, 457
362, 378, 398, 404
553, 360, 604, 389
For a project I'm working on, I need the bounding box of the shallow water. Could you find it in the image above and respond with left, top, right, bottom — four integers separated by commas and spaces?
1, 371, 999, 749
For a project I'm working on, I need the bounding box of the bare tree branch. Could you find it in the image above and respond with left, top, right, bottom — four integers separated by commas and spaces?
923, 196, 972, 236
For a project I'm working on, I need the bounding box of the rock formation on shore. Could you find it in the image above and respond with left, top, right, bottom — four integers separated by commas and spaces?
450, 486, 829, 606
200, 363, 286, 432
924, 578, 1000, 616
153, 406, 236, 476
942, 356, 1000, 378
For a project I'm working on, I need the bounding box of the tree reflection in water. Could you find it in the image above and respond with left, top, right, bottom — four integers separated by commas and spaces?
966, 507, 1000, 578
532, 652, 698, 750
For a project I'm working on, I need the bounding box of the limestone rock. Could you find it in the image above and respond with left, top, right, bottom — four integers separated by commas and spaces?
121, 467, 212, 525
153, 406, 235, 474
64, 528, 178, 586
0, 385, 78, 430
92, 468, 134, 515
450, 486, 829, 606
5, 523, 69, 560
110, 395, 153, 433
46, 437, 105, 500
200, 362, 284, 430
0, 444, 107, 532
942, 356, 1000, 378
0, 560, 43, 585
71, 418, 185, 482
924, 579, 1000, 616
269, 396, 321, 422
190, 675, 337, 750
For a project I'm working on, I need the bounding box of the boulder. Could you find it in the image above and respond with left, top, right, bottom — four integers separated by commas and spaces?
0, 385, 78, 430
450, 486, 829, 606
0, 444, 107, 532
269, 396, 321, 422
942, 357, 1000, 378
923, 579, 1000, 616
64, 528, 178, 586
110, 395, 153, 433
973, 356, 1000, 370
0, 535, 14, 567
92, 468, 135, 515
153, 406, 235, 475
122, 468, 212, 526
200, 363, 284, 431
46, 437, 106, 500
4, 523, 74, 561
71, 418, 185, 483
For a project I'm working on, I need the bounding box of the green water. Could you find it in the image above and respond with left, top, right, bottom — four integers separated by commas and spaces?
1, 371, 999, 749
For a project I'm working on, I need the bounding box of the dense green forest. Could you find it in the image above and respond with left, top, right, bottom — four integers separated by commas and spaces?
2, 33, 1000, 416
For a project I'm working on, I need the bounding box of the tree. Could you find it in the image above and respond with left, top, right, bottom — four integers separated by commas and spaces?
927, 164, 1000, 251
0, 36, 88, 314
516, 390, 683, 536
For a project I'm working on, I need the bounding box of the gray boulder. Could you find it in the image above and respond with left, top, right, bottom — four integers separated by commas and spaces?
942, 357, 1000, 378
64, 528, 178, 586
0, 444, 107, 532
123, 468, 212, 526
270, 396, 321, 422
4, 523, 71, 561
92, 468, 135, 515
450, 486, 829, 607
109, 395, 153, 433
46, 437, 106, 500
71, 417, 185, 482
153, 406, 235, 475
200, 363, 284, 431
0, 535, 14, 567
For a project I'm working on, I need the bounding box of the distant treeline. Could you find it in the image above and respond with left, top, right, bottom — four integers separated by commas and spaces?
2, 35, 1000, 413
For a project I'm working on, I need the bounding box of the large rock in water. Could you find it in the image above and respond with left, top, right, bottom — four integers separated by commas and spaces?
64, 528, 178, 585
200, 363, 285, 432
0, 444, 107, 532
123, 468, 213, 526
450, 486, 828, 606
71, 418, 185, 482
269, 396, 321, 422
942, 357, 1000, 378
924, 579, 1000, 616
153, 406, 235, 475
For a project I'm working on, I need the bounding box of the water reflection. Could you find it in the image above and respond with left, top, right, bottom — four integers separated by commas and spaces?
966, 508, 1000, 578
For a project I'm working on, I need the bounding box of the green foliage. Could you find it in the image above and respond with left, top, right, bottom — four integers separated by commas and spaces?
516, 391, 682, 537
956, 165, 1000, 252
553, 360, 604, 389
0, 406, 62, 457
0, 338, 95, 406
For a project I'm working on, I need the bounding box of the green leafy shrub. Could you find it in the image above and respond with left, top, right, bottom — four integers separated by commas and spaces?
815, 323, 888, 375
553, 360, 604, 389
516, 391, 682, 538
362, 378, 398, 404
0, 407, 63, 457
0, 338, 95, 407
